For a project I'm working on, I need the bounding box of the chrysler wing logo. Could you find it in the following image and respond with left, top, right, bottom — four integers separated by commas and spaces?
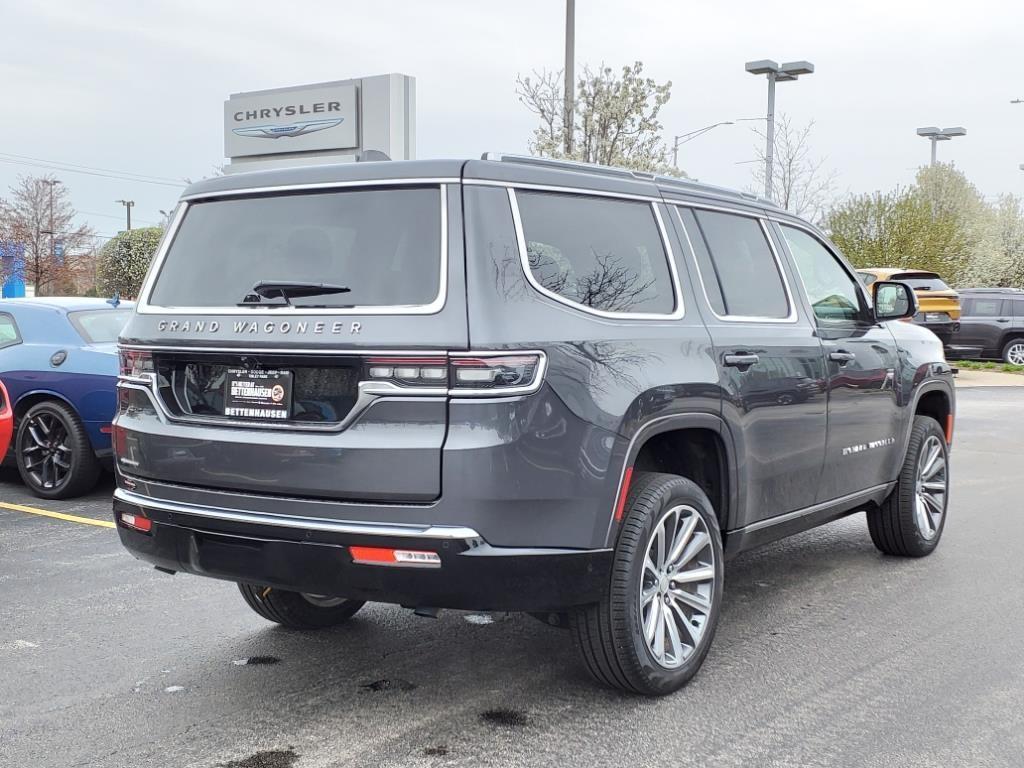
232, 117, 344, 140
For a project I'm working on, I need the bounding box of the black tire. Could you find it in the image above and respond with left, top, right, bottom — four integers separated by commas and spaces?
867, 415, 949, 557
15, 400, 100, 500
238, 583, 365, 629
570, 472, 724, 696
1001, 338, 1024, 366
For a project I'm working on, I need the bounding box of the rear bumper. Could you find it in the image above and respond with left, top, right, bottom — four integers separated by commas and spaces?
113, 489, 612, 612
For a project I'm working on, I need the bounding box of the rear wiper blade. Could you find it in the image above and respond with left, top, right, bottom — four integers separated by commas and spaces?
238, 281, 351, 307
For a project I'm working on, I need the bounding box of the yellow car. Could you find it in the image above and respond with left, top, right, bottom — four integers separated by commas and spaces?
858, 268, 961, 347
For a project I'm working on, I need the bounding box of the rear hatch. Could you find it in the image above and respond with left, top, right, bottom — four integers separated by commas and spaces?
117, 172, 467, 503
893, 272, 961, 321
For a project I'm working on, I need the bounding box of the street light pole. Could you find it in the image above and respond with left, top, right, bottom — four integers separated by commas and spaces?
916, 127, 967, 166
564, 0, 575, 156
116, 199, 135, 231
41, 179, 62, 297
745, 59, 814, 202
671, 121, 735, 169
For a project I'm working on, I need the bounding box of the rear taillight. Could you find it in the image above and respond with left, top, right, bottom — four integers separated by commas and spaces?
363, 353, 545, 395
0, 380, 8, 414
449, 354, 544, 392
365, 357, 449, 387
119, 349, 154, 379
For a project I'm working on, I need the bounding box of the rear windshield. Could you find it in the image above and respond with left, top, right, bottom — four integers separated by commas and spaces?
147, 186, 443, 309
68, 309, 132, 343
893, 273, 950, 291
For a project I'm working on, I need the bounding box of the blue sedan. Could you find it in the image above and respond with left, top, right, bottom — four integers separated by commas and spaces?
0, 297, 133, 498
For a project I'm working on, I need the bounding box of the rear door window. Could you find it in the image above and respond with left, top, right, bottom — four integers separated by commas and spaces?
688, 209, 790, 319
962, 298, 1006, 317
514, 190, 676, 315
147, 186, 444, 309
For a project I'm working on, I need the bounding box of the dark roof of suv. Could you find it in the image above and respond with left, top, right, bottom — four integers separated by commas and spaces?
182, 156, 785, 214
958, 287, 1024, 294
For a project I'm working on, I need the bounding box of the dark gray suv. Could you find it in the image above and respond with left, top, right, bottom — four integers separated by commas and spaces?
950, 288, 1024, 364
113, 155, 955, 696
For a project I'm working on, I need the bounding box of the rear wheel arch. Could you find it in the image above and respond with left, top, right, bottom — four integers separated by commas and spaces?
607, 416, 736, 546
14, 390, 78, 425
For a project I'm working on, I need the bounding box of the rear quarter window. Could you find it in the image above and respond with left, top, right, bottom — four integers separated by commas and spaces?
0, 314, 19, 347
147, 186, 444, 310
514, 190, 676, 316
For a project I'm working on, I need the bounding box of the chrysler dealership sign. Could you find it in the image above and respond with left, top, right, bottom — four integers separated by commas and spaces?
224, 83, 358, 158
223, 74, 415, 171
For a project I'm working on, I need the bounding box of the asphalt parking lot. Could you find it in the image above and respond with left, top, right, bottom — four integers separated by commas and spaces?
2, 387, 1022, 768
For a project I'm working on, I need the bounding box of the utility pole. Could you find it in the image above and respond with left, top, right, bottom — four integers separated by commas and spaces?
916, 127, 966, 166
41, 179, 62, 298
564, 0, 575, 156
116, 199, 135, 230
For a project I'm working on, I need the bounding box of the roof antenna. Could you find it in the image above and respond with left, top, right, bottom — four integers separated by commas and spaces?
107, 292, 121, 308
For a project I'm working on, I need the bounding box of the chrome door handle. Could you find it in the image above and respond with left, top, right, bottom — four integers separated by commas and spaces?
829, 350, 856, 364
723, 353, 760, 368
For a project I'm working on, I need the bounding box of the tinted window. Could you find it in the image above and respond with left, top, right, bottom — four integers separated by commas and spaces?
893, 273, 950, 291
148, 187, 443, 308
0, 314, 18, 347
516, 191, 675, 314
1015, 298, 1024, 318
782, 225, 866, 324
691, 210, 789, 319
962, 298, 1006, 317
68, 309, 133, 343
677, 208, 726, 315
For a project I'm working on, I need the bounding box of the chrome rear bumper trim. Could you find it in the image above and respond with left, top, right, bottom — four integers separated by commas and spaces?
113, 487, 482, 540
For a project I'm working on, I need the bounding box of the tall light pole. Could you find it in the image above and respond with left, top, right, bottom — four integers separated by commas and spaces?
564, 0, 575, 156
116, 199, 135, 230
745, 60, 814, 201
916, 127, 967, 166
41, 179, 62, 297
671, 121, 734, 169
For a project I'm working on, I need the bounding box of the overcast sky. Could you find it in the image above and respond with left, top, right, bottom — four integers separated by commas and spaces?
2, 0, 1022, 245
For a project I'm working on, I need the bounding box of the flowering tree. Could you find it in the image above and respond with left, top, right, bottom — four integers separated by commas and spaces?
517, 61, 681, 176
96, 227, 164, 299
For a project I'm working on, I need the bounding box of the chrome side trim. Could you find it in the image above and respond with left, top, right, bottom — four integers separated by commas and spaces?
136, 183, 449, 317
113, 487, 482, 540
508, 188, 686, 321
672, 205, 800, 325
734, 484, 893, 534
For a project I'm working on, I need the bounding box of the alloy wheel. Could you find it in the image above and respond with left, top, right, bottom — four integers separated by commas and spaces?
1007, 342, 1024, 366
20, 411, 72, 491
915, 435, 948, 540
639, 504, 716, 669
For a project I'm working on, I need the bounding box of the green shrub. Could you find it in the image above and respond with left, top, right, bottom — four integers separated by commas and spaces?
96, 227, 164, 299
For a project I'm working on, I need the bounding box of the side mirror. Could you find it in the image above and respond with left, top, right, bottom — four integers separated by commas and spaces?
873, 280, 918, 322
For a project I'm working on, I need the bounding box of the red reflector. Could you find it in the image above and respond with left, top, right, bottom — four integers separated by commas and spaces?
614, 466, 634, 523
945, 414, 954, 445
99, 424, 113, 434
349, 546, 441, 567
120, 512, 152, 532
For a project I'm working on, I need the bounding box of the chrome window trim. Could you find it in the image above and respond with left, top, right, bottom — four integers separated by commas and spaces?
466, 177, 662, 203
136, 183, 450, 317
180, 176, 461, 201
773, 220, 875, 321
672, 205, 799, 324
113, 487, 482, 540
508, 188, 685, 321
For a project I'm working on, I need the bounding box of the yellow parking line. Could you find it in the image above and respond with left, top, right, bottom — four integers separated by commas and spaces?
0, 501, 115, 528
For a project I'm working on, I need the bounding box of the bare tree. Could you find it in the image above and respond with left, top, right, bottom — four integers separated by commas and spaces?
0, 175, 95, 296
751, 114, 837, 223
517, 61, 682, 176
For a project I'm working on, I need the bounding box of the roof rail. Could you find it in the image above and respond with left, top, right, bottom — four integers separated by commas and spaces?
481, 152, 777, 208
